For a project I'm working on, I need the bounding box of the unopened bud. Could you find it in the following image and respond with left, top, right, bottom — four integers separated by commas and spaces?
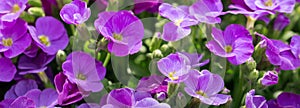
249, 69, 259, 81
156, 92, 167, 101
246, 58, 257, 71
152, 49, 163, 58
56, 50, 66, 65
28, 7, 45, 17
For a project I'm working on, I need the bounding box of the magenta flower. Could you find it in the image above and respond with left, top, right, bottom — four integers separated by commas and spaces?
274, 13, 290, 31
62, 51, 106, 92
290, 35, 300, 59
245, 89, 268, 108
24, 88, 58, 107
28, 16, 69, 55
157, 53, 191, 83
54, 72, 83, 106
206, 24, 254, 65
136, 75, 167, 94
0, 0, 28, 22
0, 18, 31, 58
60, 0, 91, 25
244, 0, 295, 13
159, 3, 198, 41
101, 88, 170, 108
133, 0, 163, 14
0, 57, 17, 82
276, 92, 300, 107
261, 71, 278, 86
94, 10, 144, 56
189, 0, 224, 24
4, 79, 37, 99
184, 70, 231, 106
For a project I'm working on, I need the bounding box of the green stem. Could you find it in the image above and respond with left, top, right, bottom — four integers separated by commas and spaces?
232, 65, 244, 107
103, 53, 111, 67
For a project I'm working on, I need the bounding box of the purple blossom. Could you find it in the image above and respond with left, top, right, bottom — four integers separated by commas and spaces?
78, 103, 101, 108
261, 71, 278, 86
0, 18, 31, 58
0, 57, 17, 82
189, 0, 224, 24
206, 24, 254, 65
290, 35, 300, 59
62, 51, 106, 92
4, 79, 38, 99
28, 16, 69, 55
274, 13, 290, 31
159, 3, 198, 41
94, 10, 144, 56
133, 0, 163, 14
0, 0, 28, 22
23, 43, 39, 58
276, 92, 300, 107
18, 51, 55, 75
0, 96, 35, 108
60, 0, 91, 25
180, 52, 210, 68
136, 75, 167, 94
54, 72, 83, 106
256, 33, 300, 70
24, 88, 58, 107
100, 88, 170, 108
244, 0, 295, 13
157, 53, 191, 83
184, 70, 231, 105
245, 89, 268, 108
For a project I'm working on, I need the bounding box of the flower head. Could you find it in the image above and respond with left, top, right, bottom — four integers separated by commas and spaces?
60, 0, 91, 24
206, 24, 254, 65
0, 57, 17, 82
245, 89, 268, 108
244, 0, 295, 13
136, 75, 167, 94
62, 51, 106, 92
0, 18, 31, 58
0, 0, 28, 21
4, 79, 38, 99
24, 88, 58, 108
276, 92, 300, 107
94, 10, 144, 56
290, 35, 300, 59
274, 13, 290, 31
133, 0, 163, 14
261, 71, 278, 86
184, 70, 231, 105
28, 16, 69, 55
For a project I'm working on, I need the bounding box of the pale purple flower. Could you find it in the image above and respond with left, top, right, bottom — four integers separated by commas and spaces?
184, 70, 231, 105
245, 89, 268, 108
290, 35, 300, 59
276, 92, 300, 107
94, 10, 144, 56
0, 57, 17, 82
28, 16, 69, 55
136, 75, 167, 94
24, 88, 58, 107
60, 0, 91, 25
244, 0, 295, 13
189, 0, 224, 24
62, 51, 106, 92
261, 71, 278, 86
180, 52, 210, 68
101, 88, 170, 108
54, 72, 83, 106
159, 3, 198, 41
274, 13, 290, 31
4, 79, 38, 99
206, 24, 254, 65
157, 53, 191, 83
0, 0, 28, 21
133, 0, 163, 14
0, 18, 31, 58
0, 96, 35, 108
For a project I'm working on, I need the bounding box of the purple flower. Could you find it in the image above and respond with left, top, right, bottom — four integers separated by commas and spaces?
180, 52, 210, 68
189, 0, 224, 24
184, 70, 231, 105
159, 3, 197, 41
157, 53, 191, 83
24, 88, 58, 107
206, 24, 254, 65
0, 18, 31, 58
133, 0, 163, 14
256, 33, 300, 70
4, 79, 38, 99
244, 0, 295, 13
1, 96, 35, 108
276, 92, 300, 107
60, 0, 91, 25
101, 88, 170, 108
23, 43, 39, 58
94, 10, 144, 56
62, 51, 106, 92
245, 89, 268, 108
266, 99, 280, 108
261, 71, 278, 86
18, 51, 55, 75
290, 35, 300, 59
54, 72, 83, 106
28, 16, 69, 55
0, 0, 28, 22
0, 57, 17, 82
78, 103, 101, 108
274, 13, 290, 31
41, 0, 58, 16
136, 75, 167, 94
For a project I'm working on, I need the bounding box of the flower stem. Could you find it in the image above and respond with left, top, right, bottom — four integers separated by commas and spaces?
103, 53, 111, 67
232, 65, 244, 107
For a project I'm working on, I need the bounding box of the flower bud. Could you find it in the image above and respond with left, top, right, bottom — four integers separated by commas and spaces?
249, 69, 259, 81
156, 92, 167, 101
56, 50, 66, 65
28, 7, 45, 17
152, 49, 163, 58
246, 58, 257, 71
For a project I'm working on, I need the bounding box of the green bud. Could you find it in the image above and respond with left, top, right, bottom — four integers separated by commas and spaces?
28, 0, 42, 7
28, 7, 45, 17
56, 50, 66, 65
249, 69, 259, 81
152, 49, 163, 58
246, 58, 257, 71
20, 12, 35, 23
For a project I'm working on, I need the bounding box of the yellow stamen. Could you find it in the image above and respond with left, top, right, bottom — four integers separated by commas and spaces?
2, 38, 13, 47
265, 0, 273, 7
168, 72, 179, 81
76, 73, 86, 80
113, 33, 123, 41
175, 19, 184, 26
224, 45, 233, 53
196, 90, 207, 97
38, 35, 51, 47
12, 4, 21, 13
